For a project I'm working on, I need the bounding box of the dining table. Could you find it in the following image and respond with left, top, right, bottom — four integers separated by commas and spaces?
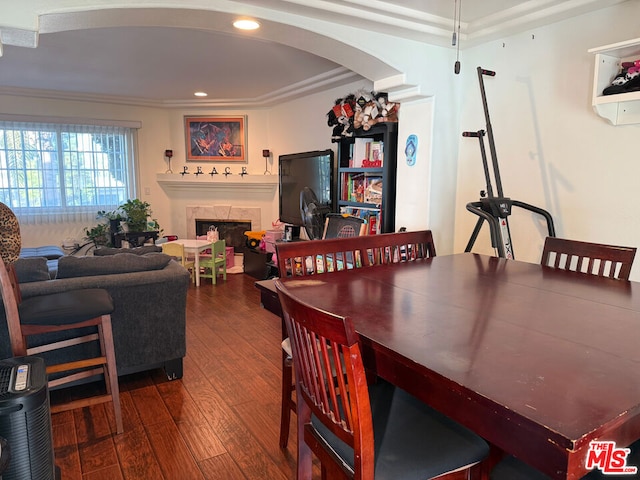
164, 238, 211, 286
277, 253, 640, 479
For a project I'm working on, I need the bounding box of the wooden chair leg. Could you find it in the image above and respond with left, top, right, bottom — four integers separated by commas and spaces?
99, 314, 123, 434
279, 354, 293, 448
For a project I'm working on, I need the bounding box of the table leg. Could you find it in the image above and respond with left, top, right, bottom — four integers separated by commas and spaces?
195, 250, 201, 287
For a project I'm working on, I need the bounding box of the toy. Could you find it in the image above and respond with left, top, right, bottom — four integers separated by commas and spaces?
378, 93, 399, 122
244, 230, 266, 249
331, 90, 400, 134
327, 95, 356, 141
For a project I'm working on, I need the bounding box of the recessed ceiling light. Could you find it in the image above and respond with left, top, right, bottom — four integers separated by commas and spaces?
194, 92, 208, 97
233, 19, 260, 30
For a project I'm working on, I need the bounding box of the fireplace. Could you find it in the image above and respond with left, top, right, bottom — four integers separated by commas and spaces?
186, 205, 262, 249
195, 219, 251, 249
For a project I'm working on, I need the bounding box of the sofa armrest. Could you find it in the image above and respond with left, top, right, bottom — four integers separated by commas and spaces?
8, 261, 191, 375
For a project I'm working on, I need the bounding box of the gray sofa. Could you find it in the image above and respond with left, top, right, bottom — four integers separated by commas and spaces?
1, 252, 190, 380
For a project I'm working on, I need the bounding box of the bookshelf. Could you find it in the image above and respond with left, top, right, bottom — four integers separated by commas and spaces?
335, 122, 398, 234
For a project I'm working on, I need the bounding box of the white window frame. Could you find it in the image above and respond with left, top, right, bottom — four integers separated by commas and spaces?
0, 116, 140, 225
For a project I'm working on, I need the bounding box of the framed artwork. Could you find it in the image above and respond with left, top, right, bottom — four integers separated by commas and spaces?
184, 115, 247, 162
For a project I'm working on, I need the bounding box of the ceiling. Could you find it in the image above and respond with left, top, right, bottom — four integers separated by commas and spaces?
0, 0, 628, 108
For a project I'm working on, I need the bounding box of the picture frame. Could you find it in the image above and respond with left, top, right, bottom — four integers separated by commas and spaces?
184, 115, 247, 162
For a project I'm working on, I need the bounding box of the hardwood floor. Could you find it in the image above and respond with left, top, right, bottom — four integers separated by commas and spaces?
50, 272, 308, 479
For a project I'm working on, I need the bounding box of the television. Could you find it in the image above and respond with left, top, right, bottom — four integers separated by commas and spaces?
278, 149, 335, 228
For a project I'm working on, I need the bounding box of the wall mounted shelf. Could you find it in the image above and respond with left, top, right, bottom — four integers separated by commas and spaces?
156, 173, 278, 195
589, 37, 640, 125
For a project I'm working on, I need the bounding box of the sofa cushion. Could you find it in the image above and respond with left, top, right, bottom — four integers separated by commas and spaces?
20, 245, 65, 260
93, 245, 162, 256
13, 257, 52, 283
57, 253, 171, 278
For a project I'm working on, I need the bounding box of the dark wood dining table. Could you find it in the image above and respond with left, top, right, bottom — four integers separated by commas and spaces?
277, 253, 640, 480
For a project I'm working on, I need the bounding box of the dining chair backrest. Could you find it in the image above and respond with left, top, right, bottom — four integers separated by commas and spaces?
161, 242, 188, 265
275, 229, 436, 277
274, 279, 375, 478
211, 239, 226, 259
541, 236, 637, 280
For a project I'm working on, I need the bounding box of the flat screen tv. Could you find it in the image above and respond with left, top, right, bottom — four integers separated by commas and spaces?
279, 149, 334, 227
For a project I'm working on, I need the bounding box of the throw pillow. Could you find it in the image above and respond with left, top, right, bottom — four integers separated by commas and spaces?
0, 202, 21, 264
12, 257, 51, 283
57, 253, 171, 278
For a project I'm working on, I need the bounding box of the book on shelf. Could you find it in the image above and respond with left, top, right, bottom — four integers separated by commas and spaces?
364, 177, 382, 204
362, 141, 383, 168
353, 138, 373, 168
342, 173, 383, 204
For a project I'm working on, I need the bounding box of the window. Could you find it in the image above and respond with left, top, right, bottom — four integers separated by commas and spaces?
0, 120, 137, 225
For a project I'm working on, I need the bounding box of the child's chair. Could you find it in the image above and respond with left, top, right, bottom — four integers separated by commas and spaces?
162, 242, 196, 283
199, 239, 227, 285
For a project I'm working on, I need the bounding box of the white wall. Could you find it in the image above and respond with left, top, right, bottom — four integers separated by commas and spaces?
0, 94, 172, 247
454, 1, 640, 279
0, 80, 372, 246
5, 1, 640, 281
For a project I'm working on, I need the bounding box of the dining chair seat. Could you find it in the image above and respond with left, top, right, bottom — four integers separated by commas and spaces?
490, 455, 553, 480
312, 379, 489, 480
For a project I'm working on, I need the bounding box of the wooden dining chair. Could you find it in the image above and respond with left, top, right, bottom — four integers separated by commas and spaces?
493, 236, 638, 479
541, 236, 636, 280
199, 239, 227, 285
275, 279, 489, 480
0, 259, 123, 434
275, 230, 437, 449
162, 242, 196, 283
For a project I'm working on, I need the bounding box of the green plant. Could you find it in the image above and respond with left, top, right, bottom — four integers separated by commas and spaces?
97, 209, 125, 221
84, 223, 111, 247
119, 199, 152, 232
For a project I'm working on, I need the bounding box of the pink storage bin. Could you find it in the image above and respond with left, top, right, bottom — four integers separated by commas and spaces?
225, 247, 234, 268
196, 236, 233, 267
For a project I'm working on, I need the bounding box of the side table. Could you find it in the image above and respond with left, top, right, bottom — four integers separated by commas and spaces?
113, 231, 158, 248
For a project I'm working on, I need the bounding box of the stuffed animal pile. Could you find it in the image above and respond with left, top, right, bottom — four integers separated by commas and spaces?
327, 90, 399, 141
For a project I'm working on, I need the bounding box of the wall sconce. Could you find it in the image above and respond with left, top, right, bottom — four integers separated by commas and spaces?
263, 149, 271, 174
164, 149, 174, 173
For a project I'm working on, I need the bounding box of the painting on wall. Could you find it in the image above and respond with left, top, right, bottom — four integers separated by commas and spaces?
184, 116, 247, 162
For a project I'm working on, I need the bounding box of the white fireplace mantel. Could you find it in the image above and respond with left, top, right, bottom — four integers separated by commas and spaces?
156, 173, 278, 194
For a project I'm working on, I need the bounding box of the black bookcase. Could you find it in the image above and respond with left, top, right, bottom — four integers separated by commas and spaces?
335, 122, 398, 234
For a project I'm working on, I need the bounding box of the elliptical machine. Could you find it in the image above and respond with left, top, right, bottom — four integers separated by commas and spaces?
463, 67, 555, 259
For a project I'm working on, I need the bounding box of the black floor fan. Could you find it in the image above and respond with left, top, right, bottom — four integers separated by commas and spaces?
300, 187, 330, 240
463, 66, 555, 259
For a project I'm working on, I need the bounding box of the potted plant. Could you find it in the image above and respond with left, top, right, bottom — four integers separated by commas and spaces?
84, 223, 111, 247
97, 209, 126, 236
119, 199, 157, 233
